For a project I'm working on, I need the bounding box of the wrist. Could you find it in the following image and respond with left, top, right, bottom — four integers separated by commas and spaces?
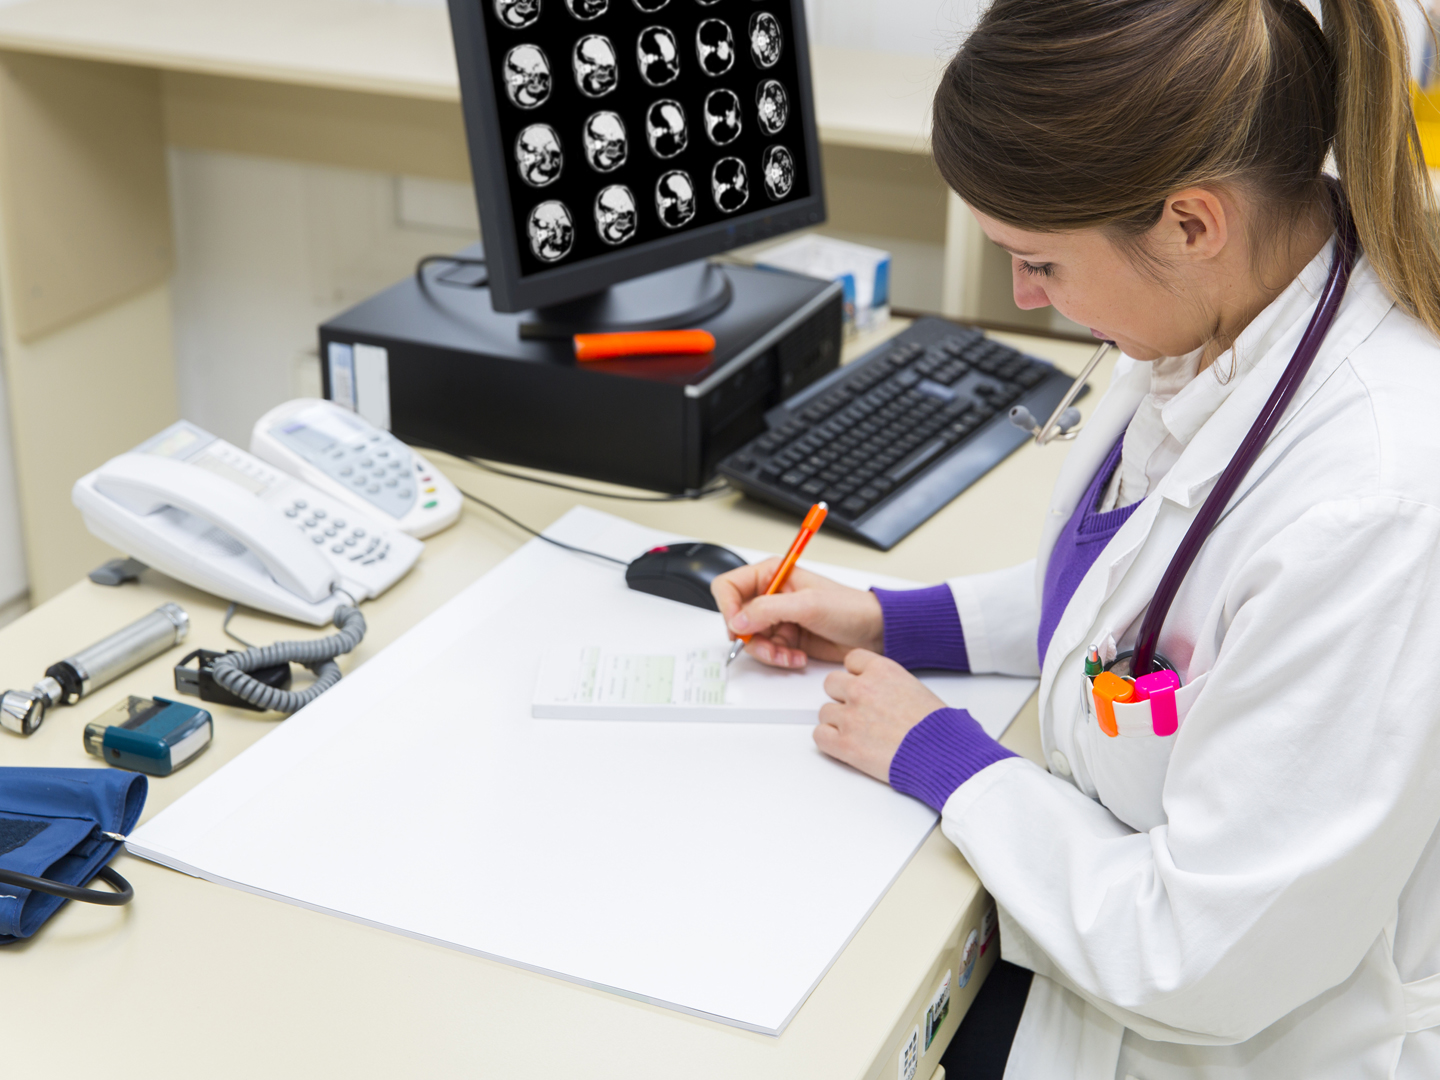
888, 707, 1015, 811
872, 585, 969, 672
861, 589, 885, 653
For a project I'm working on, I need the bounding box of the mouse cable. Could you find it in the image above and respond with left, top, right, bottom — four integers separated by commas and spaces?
457, 487, 629, 566
463, 455, 730, 502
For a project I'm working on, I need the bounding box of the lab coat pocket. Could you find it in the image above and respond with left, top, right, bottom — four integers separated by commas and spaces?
1083, 672, 1209, 833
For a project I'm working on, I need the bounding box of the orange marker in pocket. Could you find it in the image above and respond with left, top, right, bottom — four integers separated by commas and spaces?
1091, 671, 1135, 738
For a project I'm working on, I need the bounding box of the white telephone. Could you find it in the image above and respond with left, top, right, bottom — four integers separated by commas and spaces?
73, 420, 423, 625
249, 398, 461, 539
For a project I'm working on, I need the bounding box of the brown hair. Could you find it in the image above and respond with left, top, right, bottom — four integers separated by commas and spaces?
932, 0, 1440, 337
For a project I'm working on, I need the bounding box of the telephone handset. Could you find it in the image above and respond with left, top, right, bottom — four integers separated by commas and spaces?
74, 420, 423, 625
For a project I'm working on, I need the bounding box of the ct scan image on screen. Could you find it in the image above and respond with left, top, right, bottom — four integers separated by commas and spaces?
480, 0, 812, 276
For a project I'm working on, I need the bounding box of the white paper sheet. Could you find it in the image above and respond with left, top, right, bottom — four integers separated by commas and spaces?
533, 639, 1036, 734
126, 507, 1037, 1035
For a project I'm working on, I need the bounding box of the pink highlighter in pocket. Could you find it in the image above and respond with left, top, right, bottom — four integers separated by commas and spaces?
1133, 669, 1181, 736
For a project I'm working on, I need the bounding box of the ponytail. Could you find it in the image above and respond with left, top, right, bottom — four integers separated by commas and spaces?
1323, 0, 1440, 337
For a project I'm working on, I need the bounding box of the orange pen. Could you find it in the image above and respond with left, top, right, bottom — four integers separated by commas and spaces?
1091, 671, 1135, 738
725, 502, 829, 666
574, 329, 716, 361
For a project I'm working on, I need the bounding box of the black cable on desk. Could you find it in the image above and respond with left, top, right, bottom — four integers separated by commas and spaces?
463, 456, 729, 503
457, 487, 629, 567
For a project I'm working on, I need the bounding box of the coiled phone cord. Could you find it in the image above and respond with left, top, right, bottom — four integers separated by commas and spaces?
209, 604, 367, 713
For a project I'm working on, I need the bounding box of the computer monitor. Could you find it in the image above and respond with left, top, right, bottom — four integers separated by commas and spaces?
446, 0, 826, 324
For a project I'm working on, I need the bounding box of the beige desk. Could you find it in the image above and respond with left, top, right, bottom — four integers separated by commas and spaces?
3, 324, 1110, 1079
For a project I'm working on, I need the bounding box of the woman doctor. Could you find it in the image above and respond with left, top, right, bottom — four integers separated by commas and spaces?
713, 1, 1440, 1077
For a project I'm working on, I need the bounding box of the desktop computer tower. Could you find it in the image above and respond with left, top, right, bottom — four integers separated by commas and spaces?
319, 262, 844, 493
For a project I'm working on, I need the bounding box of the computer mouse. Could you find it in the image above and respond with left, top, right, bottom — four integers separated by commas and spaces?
626, 542, 748, 611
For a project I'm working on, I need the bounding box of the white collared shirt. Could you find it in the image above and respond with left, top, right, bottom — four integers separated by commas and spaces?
1099, 242, 1337, 511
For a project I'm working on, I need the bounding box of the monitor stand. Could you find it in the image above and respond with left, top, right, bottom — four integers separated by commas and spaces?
518, 260, 733, 339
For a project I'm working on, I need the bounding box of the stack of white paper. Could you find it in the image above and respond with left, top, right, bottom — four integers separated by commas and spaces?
126, 507, 1037, 1035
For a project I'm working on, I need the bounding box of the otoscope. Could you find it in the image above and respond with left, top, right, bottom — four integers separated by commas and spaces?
0, 603, 189, 736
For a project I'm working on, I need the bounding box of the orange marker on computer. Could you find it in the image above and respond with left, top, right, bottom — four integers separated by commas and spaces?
574, 330, 716, 361
725, 502, 828, 666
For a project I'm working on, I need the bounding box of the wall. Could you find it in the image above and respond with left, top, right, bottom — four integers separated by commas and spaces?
169, 150, 479, 446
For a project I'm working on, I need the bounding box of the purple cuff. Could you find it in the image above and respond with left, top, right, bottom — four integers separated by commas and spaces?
888, 708, 1017, 811
873, 584, 970, 671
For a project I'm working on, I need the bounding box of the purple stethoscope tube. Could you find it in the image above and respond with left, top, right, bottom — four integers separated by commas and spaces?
1128, 193, 1361, 677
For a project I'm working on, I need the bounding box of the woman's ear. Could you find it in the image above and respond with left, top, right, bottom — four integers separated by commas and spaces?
1155, 187, 1229, 261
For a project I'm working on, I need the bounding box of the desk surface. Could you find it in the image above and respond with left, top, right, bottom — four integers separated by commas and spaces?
0, 0, 945, 151
3, 322, 1107, 1078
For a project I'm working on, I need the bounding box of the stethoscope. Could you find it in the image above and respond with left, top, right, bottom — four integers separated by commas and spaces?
1009, 339, 1115, 445
1010, 194, 1360, 678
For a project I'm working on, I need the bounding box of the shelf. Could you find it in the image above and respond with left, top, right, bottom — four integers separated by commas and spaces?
810, 46, 942, 154
0, 0, 941, 152
0, 0, 459, 101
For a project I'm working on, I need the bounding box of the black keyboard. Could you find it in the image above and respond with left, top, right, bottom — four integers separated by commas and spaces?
717, 317, 1083, 550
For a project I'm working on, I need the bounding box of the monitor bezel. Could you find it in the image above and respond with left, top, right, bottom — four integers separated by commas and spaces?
447, 0, 827, 314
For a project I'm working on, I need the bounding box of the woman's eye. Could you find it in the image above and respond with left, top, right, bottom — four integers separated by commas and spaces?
1018, 260, 1054, 278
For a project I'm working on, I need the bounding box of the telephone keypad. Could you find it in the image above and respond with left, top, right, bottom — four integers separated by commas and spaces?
284, 490, 397, 582
270, 416, 419, 520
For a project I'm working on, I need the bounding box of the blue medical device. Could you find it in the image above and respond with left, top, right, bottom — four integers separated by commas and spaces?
84, 695, 213, 777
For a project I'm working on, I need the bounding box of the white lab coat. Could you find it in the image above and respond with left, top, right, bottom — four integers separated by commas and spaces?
938, 246, 1440, 1079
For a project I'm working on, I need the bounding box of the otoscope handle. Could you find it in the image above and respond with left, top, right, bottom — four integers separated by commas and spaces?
42, 603, 190, 706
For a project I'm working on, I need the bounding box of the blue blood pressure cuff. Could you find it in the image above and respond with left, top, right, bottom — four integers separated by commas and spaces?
0, 768, 146, 943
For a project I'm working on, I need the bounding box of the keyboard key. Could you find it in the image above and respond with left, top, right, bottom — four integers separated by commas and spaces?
800, 479, 826, 498
888, 438, 949, 484
841, 495, 870, 516
780, 470, 805, 487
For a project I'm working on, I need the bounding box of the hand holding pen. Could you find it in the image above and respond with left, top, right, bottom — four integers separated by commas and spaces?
711, 504, 887, 669
725, 503, 827, 666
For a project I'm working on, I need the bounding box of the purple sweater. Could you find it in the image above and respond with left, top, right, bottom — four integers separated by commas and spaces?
878, 437, 1138, 810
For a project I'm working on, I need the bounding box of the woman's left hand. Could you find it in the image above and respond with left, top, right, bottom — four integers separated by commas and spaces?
816, 649, 949, 783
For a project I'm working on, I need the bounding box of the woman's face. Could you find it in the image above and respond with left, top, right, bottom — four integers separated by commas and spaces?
970, 206, 1212, 362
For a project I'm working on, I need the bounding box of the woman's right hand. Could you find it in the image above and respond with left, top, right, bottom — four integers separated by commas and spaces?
710, 558, 885, 668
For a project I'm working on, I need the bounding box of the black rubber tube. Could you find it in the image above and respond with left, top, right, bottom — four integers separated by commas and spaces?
0, 864, 133, 906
